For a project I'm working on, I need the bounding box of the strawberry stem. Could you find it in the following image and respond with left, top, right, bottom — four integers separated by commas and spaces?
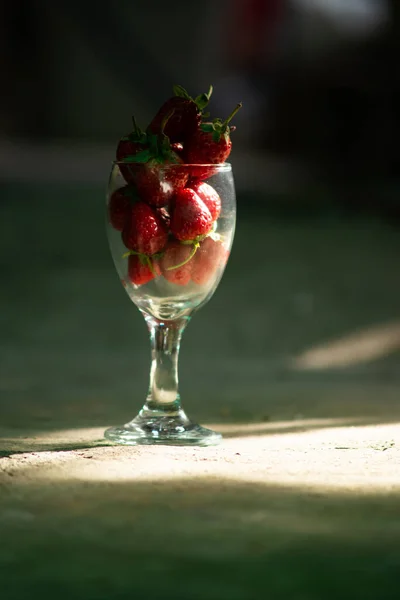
160, 108, 175, 134
166, 242, 199, 271
122, 250, 162, 276
146, 255, 157, 277
221, 102, 242, 129
156, 108, 177, 158
132, 115, 140, 136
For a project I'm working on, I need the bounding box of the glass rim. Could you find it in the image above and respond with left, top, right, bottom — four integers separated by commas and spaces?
112, 161, 232, 171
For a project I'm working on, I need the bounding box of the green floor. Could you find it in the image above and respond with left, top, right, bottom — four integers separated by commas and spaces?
1, 181, 400, 599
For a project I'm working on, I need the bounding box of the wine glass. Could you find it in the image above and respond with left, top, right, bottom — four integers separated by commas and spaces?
104, 162, 236, 446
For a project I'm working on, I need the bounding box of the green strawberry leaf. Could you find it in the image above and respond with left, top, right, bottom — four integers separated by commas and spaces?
147, 133, 160, 156
123, 149, 152, 163
200, 123, 215, 133
195, 85, 213, 110
152, 155, 165, 165
212, 130, 221, 143
195, 94, 210, 110
128, 132, 147, 145
173, 84, 191, 99
158, 137, 177, 163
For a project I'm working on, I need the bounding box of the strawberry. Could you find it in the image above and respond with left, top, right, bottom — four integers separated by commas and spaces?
122, 201, 168, 255
171, 142, 184, 155
117, 141, 145, 185
128, 254, 161, 286
148, 96, 200, 143
116, 117, 148, 184
108, 186, 132, 231
190, 181, 221, 221
120, 111, 189, 207
156, 206, 171, 229
170, 188, 213, 242
132, 158, 189, 208
191, 237, 229, 285
159, 239, 194, 286
147, 85, 213, 143
186, 103, 242, 180
116, 138, 144, 162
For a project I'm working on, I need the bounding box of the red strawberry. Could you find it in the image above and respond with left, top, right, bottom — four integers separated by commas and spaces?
116, 117, 149, 184
170, 188, 213, 242
156, 206, 171, 229
119, 111, 189, 206
133, 158, 189, 208
186, 103, 242, 180
148, 97, 200, 143
116, 117, 148, 160
122, 201, 168, 255
147, 85, 212, 143
171, 142, 184, 156
128, 254, 160, 286
108, 187, 132, 231
159, 240, 194, 286
117, 140, 146, 185
191, 237, 229, 285
190, 181, 221, 221
116, 138, 144, 162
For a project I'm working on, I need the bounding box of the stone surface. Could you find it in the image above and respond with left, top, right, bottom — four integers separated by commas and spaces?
1, 421, 400, 600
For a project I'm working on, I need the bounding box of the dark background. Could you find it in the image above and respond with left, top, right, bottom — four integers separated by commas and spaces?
1, 0, 399, 213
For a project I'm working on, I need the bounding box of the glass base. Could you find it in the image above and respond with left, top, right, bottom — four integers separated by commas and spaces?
104, 414, 222, 447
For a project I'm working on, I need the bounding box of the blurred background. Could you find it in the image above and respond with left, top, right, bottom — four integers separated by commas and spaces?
1, 0, 399, 209
1, 0, 400, 430
1, 2, 400, 599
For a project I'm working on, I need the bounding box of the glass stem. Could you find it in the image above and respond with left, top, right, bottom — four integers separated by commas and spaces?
140, 315, 190, 418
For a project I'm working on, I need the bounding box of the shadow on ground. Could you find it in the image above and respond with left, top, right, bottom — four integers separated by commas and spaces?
0, 476, 398, 600
1, 414, 399, 456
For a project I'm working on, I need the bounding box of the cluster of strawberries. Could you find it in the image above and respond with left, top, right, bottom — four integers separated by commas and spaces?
108, 85, 241, 286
